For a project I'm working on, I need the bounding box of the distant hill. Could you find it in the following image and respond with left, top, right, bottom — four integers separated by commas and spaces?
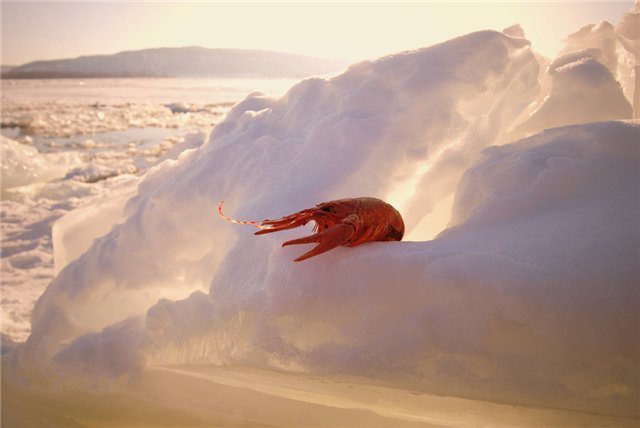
2, 47, 347, 79
1, 65, 16, 74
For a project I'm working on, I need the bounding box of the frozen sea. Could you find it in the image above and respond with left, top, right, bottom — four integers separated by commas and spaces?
1, 77, 298, 342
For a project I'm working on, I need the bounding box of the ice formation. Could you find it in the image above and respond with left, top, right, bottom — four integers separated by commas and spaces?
51, 132, 207, 274
4, 6, 640, 424
31, 119, 639, 417
0, 78, 296, 137
0, 129, 211, 341
1, 136, 83, 194
514, 51, 632, 134
615, 2, 640, 116
19, 30, 540, 367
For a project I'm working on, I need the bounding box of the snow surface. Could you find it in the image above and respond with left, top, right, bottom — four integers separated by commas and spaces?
1, 79, 291, 342
3, 5, 640, 424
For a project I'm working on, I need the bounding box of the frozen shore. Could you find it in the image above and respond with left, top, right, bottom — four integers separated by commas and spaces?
3, 365, 638, 427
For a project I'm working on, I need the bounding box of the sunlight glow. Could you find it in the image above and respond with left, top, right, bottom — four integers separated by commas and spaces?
1, 2, 633, 65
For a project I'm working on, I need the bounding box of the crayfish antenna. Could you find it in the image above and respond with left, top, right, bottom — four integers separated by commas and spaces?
217, 200, 268, 229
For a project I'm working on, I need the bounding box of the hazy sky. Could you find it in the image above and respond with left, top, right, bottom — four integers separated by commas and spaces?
1, 1, 634, 66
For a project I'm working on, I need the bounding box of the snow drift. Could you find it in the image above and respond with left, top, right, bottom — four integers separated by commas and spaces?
22, 30, 540, 358
514, 49, 632, 134
7, 25, 640, 420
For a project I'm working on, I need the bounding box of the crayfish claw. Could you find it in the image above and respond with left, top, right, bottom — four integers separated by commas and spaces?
254, 220, 301, 235
255, 225, 289, 235
254, 210, 317, 235
283, 223, 355, 262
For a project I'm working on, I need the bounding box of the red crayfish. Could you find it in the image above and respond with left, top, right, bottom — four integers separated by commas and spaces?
219, 197, 404, 261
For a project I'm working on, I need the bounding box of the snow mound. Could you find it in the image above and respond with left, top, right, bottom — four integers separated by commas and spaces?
563, 21, 620, 74
51, 174, 140, 275
23, 29, 540, 356
9, 29, 640, 418
542, 13, 639, 120
515, 52, 632, 134
616, 2, 640, 117
502, 24, 525, 39
35, 120, 639, 417
616, 2, 640, 58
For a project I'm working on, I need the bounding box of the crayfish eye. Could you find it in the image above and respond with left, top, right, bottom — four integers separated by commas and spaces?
320, 205, 336, 214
